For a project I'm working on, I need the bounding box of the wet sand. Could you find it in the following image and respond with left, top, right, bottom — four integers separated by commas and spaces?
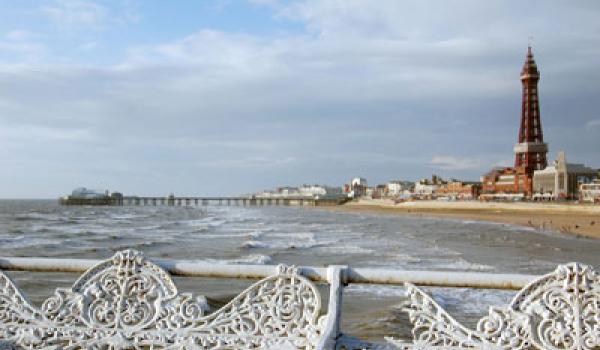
337, 199, 600, 239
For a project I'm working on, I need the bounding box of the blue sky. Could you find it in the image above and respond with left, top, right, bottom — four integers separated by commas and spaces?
1, 0, 600, 198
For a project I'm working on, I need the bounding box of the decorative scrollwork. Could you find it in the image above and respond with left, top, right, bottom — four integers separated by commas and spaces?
0, 249, 327, 349
392, 262, 600, 350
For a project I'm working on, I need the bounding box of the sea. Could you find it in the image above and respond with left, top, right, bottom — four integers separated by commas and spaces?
1, 199, 599, 341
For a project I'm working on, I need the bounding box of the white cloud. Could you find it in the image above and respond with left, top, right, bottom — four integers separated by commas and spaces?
5, 30, 34, 41
2, 1, 600, 196
204, 156, 297, 168
430, 156, 483, 170
0, 30, 46, 62
1, 124, 95, 142
248, 0, 282, 8
40, 0, 140, 29
78, 41, 99, 50
586, 119, 600, 128
41, 0, 108, 28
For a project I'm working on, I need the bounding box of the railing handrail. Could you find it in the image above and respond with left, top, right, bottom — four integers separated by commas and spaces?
0, 256, 538, 290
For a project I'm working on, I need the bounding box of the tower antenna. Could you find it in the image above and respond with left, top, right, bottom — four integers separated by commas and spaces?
528, 35, 534, 48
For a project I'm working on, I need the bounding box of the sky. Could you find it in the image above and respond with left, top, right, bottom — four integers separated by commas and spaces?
1, 0, 599, 198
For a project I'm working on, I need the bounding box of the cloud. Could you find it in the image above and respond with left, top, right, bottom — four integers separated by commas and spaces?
586, 119, 600, 128
78, 41, 99, 51
5, 30, 34, 41
41, 0, 109, 28
2, 1, 600, 197
430, 156, 484, 171
0, 124, 96, 143
0, 30, 46, 62
40, 0, 140, 29
204, 156, 297, 168
248, 0, 282, 8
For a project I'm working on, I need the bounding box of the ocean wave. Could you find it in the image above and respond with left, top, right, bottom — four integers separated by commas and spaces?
0, 236, 59, 249
199, 254, 273, 265
317, 245, 374, 254
428, 287, 514, 315
345, 284, 407, 297
195, 232, 262, 239
110, 213, 140, 220
14, 213, 55, 221
240, 240, 270, 249
429, 259, 495, 272
240, 239, 326, 250
185, 218, 227, 228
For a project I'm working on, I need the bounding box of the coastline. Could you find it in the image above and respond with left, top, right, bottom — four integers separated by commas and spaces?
334, 199, 600, 239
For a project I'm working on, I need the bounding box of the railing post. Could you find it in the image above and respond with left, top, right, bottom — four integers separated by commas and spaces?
317, 265, 346, 350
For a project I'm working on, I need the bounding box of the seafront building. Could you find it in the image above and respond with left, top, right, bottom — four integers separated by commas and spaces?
580, 180, 600, 203
386, 181, 414, 198
413, 175, 445, 199
344, 177, 368, 198
437, 181, 481, 200
532, 152, 598, 200
482, 46, 549, 199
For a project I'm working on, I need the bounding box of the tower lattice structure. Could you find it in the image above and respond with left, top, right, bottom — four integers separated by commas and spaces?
514, 46, 548, 175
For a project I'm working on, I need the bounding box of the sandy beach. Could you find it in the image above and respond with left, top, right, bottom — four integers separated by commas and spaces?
336, 199, 600, 239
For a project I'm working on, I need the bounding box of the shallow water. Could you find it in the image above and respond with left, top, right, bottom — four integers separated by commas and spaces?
1, 199, 599, 341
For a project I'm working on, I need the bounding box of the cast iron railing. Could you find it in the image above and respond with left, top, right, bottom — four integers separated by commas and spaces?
0, 251, 597, 349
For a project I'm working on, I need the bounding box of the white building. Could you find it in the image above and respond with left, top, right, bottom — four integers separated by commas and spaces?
71, 187, 108, 199
580, 180, 600, 203
414, 179, 439, 196
533, 152, 598, 200
298, 185, 327, 197
256, 184, 342, 199
351, 178, 367, 188
348, 177, 368, 198
386, 181, 404, 196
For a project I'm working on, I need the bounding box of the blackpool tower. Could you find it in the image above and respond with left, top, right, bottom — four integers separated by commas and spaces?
514, 46, 548, 175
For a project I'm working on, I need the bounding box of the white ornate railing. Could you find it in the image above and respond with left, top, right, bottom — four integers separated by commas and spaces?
0, 250, 598, 349
388, 262, 600, 350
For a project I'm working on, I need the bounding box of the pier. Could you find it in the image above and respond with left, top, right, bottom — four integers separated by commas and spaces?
119, 195, 347, 207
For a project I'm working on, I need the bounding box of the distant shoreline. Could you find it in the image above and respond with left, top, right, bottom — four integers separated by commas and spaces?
333, 199, 600, 239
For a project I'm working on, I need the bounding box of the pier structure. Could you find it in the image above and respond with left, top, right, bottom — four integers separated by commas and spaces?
121, 195, 346, 207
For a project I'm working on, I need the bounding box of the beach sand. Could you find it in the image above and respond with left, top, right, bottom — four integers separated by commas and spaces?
335, 199, 600, 239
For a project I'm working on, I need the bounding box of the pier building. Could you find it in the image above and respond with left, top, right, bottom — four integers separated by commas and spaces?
59, 187, 123, 205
